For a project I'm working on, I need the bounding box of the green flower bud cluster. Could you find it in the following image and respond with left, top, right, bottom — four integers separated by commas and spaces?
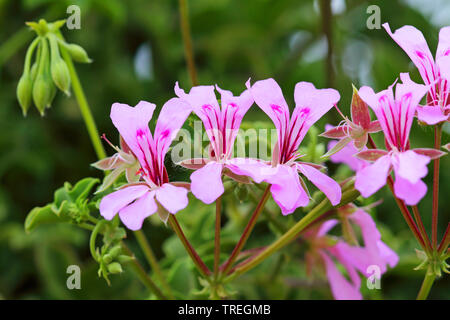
16, 19, 92, 116
90, 219, 132, 286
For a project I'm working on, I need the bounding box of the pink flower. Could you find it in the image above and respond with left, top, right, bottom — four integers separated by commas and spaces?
383, 23, 450, 124
238, 78, 342, 215
99, 99, 192, 230
304, 208, 398, 300
174, 82, 256, 204
355, 74, 434, 205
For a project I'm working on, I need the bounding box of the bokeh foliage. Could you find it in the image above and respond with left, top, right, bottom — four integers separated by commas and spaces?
0, 0, 448, 299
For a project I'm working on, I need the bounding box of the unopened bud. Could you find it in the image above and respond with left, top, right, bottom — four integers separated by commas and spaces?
32, 73, 54, 115
16, 73, 33, 116
66, 43, 92, 63
51, 57, 71, 95
107, 262, 123, 274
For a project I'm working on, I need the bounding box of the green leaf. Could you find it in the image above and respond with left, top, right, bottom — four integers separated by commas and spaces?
25, 204, 68, 233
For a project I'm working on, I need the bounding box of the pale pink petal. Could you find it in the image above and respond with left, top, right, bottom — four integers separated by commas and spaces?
328, 140, 368, 172
118, 191, 157, 230
155, 183, 189, 214
392, 150, 430, 184
296, 163, 341, 206
320, 251, 362, 300
436, 26, 450, 60
377, 241, 399, 268
248, 78, 290, 152
317, 219, 339, 237
100, 185, 150, 220
190, 161, 224, 204
417, 105, 448, 124
110, 101, 156, 164
383, 23, 437, 86
267, 165, 309, 215
291, 82, 340, 145
174, 82, 220, 117
215, 85, 253, 123
437, 55, 450, 82
154, 97, 192, 157
355, 155, 392, 198
225, 158, 273, 183
393, 175, 427, 206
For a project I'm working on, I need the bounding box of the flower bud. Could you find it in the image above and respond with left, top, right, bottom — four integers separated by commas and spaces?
107, 262, 123, 274
66, 43, 92, 63
16, 73, 33, 116
32, 73, 54, 115
51, 57, 71, 95
108, 245, 123, 259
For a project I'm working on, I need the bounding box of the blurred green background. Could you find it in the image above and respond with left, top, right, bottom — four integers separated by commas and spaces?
0, 0, 448, 299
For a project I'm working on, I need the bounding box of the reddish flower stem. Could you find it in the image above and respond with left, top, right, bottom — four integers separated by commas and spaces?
438, 222, 450, 254
220, 185, 271, 275
432, 124, 442, 249
168, 215, 211, 277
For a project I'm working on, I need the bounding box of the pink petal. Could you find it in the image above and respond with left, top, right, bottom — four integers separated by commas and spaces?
355, 155, 391, 198
215, 85, 253, 124
100, 185, 150, 220
393, 175, 427, 206
383, 23, 437, 86
118, 191, 157, 230
317, 219, 339, 237
110, 101, 156, 165
267, 165, 309, 215
377, 241, 399, 268
248, 78, 290, 152
174, 82, 220, 116
391, 150, 430, 184
154, 97, 192, 157
225, 157, 273, 183
396, 73, 428, 140
328, 140, 368, 172
416, 105, 448, 124
296, 163, 341, 206
155, 183, 189, 214
436, 26, 450, 60
320, 251, 362, 300
190, 161, 224, 204
290, 82, 340, 146
437, 55, 450, 82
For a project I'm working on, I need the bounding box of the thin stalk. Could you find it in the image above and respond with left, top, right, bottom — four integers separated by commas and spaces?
416, 272, 436, 300
438, 222, 450, 254
122, 243, 167, 300
367, 135, 427, 251
412, 206, 433, 254
432, 124, 442, 249
178, 0, 198, 86
227, 187, 360, 281
134, 230, 174, 299
58, 33, 106, 160
214, 196, 222, 279
221, 185, 271, 275
168, 215, 211, 278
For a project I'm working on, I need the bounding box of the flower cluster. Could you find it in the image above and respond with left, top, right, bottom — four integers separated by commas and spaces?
91, 24, 449, 299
